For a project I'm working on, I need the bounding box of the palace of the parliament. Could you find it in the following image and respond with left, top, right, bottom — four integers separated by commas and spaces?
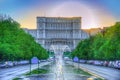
24, 17, 89, 51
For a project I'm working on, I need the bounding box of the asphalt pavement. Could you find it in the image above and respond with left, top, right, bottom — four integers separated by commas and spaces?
0, 62, 50, 80
1, 61, 120, 80
67, 61, 120, 80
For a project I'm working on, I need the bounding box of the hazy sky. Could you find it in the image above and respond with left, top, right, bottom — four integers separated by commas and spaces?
0, 0, 120, 29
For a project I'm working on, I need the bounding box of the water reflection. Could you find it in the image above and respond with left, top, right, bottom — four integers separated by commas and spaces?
26, 61, 90, 80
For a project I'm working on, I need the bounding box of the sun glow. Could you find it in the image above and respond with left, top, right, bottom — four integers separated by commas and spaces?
47, 2, 97, 29
18, 1, 116, 29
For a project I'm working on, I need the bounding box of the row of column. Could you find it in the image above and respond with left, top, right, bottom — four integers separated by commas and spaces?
46, 18, 73, 23
45, 30, 72, 38
36, 30, 85, 39
46, 23, 73, 30
45, 40, 73, 45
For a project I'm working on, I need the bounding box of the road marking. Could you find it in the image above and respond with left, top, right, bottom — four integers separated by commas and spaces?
80, 66, 105, 80
69, 62, 106, 80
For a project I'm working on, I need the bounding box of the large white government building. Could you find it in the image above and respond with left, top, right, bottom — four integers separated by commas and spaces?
24, 17, 89, 51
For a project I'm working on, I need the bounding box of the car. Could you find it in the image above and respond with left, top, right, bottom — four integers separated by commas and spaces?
18, 60, 29, 65
0, 62, 6, 68
6, 61, 14, 67
117, 61, 120, 69
87, 60, 94, 64
103, 61, 109, 66
48, 57, 54, 61
100, 61, 104, 66
64, 57, 70, 61
13, 61, 18, 66
114, 60, 120, 69
40, 60, 47, 62
94, 60, 102, 66
79, 60, 86, 63
108, 61, 115, 68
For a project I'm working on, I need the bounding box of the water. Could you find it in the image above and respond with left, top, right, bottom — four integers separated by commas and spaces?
26, 54, 89, 80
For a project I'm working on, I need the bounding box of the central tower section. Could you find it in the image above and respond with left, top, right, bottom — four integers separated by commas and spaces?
36, 17, 88, 51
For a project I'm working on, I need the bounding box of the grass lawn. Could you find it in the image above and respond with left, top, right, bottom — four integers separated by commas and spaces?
12, 78, 19, 80
13, 68, 49, 80
25, 68, 49, 75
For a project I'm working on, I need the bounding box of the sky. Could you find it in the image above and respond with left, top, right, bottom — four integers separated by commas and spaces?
0, 0, 120, 29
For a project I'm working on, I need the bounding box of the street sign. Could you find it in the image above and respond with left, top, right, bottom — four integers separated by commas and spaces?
73, 56, 79, 62
31, 57, 39, 64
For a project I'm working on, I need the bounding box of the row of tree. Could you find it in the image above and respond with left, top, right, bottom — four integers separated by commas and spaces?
0, 17, 48, 61
71, 22, 120, 60
63, 51, 71, 57
47, 50, 54, 57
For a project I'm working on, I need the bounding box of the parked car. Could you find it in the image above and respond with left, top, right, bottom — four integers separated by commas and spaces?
18, 60, 29, 65
103, 61, 109, 66
108, 61, 115, 68
94, 60, 102, 66
100, 61, 104, 66
117, 61, 120, 69
40, 60, 47, 62
79, 60, 87, 63
87, 60, 94, 64
13, 61, 18, 66
0, 62, 6, 68
6, 61, 14, 67
64, 57, 70, 61
114, 60, 120, 69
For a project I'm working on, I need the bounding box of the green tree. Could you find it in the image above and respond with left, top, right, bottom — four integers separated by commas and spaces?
0, 16, 48, 61
71, 22, 120, 60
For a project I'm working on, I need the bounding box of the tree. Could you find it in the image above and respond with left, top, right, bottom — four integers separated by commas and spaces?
71, 22, 120, 60
0, 16, 48, 61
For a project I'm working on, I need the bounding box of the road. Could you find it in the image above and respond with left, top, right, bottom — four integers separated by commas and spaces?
67, 61, 120, 80
27, 54, 89, 80
0, 62, 50, 80
1, 61, 120, 80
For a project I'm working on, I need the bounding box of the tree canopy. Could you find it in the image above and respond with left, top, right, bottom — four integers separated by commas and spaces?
0, 17, 48, 61
71, 22, 120, 60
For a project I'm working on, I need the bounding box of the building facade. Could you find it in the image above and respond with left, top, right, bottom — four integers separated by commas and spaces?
24, 17, 89, 51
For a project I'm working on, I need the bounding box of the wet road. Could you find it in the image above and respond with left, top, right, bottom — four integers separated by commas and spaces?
53, 54, 89, 80
1, 60, 119, 80
0, 62, 50, 80
27, 54, 90, 80
67, 61, 120, 80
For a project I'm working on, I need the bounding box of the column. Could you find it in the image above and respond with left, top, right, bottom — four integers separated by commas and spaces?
73, 40, 75, 49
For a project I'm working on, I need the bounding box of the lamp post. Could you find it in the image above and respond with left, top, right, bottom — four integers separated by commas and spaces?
30, 59, 31, 75
78, 57, 79, 71
37, 61, 39, 76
